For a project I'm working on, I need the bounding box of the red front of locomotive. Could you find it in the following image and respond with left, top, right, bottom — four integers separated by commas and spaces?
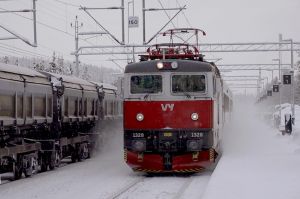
123, 60, 218, 173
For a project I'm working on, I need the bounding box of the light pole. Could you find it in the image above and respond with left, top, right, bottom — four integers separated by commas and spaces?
71, 16, 83, 77
263, 76, 269, 89
282, 38, 295, 122
266, 69, 274, 83
273, 58, 282, 120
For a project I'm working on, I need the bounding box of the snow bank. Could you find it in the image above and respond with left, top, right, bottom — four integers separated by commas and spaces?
202, 97, 300, 199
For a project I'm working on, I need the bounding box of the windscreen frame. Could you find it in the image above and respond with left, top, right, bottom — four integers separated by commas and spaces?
171, 73, 207, 95
130, 74, 163, 94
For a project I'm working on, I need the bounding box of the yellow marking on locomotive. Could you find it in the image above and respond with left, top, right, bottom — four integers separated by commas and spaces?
174, 168, 203, 173
133, 168, 163, 173
137, 153, 144, 162
133, 167, 204, 173
209, 148, 215, 162
163, 132, 173, 137
192, 152, 199, 161
124, 149, 127, 162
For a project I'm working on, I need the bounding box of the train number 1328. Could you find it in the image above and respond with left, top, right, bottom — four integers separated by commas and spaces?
191, 132, 203, 138
132, 133, 144, 138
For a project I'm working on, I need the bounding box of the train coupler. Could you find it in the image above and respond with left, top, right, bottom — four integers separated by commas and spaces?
163, 153, 172, 170
209, 148, 218, 162
192, 152, 199, 161
137, 153, 144, 162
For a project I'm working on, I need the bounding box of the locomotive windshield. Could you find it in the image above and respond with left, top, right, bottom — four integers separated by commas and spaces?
131, 75, 162, 94
172, 75, 206, 93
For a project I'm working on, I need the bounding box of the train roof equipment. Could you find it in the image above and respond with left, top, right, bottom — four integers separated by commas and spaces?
160, 28, 206, 46
140, 28, 206, 61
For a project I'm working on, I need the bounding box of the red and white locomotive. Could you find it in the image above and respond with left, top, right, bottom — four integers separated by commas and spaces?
123, 29, 232, 173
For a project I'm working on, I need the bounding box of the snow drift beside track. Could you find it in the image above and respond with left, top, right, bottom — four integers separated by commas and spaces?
202, 96, 300, 199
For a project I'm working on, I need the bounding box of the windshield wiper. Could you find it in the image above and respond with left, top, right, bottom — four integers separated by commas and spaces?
182, 91, 191, 99
144, 93, 150, 100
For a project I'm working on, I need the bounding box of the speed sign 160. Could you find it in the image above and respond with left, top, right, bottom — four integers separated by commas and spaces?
128, 16, 139, 28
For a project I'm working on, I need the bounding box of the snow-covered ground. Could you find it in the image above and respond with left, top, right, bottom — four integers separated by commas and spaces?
202, 98, 300, 199
0, 119, 210, 199
1, 99, 300, 199
0, 120, 142, 199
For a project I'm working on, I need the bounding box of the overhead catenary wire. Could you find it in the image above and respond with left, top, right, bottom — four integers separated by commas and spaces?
0, 6, 102, 55
0, 46, 32, 58
0, 43, 50, 57
0, 1, 129, 70
43, 0, 98, 31
157, 0, 176, 28
155, 0, 189, 44
0, 5, 94, 45
52, 0, 80, 8
40, 1, 118, 54
0, 43, 50, 58
176, 0, 192, 28
0, 7, 74, 37
38, 5, 68, 22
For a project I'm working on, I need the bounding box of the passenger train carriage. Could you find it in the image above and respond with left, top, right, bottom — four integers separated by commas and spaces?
123, 32, 232, 173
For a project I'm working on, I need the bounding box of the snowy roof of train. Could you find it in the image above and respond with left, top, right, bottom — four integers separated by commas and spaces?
45, 72, 95, 86
0, 63, 46, 77
91, 82, 117, 91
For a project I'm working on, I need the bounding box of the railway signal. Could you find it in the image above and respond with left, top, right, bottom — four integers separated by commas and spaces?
273, 85, 279, 92
283, 74, 291, 85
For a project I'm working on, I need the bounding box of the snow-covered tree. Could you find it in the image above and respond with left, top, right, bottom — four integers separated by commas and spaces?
48, 52, 63, 74
0, 55, 121, 84
65, 64, 73, 75
81, 66, 91, 80
34, 61, 45, 71
3, 56, 9, 64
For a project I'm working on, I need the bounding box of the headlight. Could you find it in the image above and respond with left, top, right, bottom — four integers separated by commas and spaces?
171, 61, 178, 69
136, 113, 144, 121
157, 62, 163, 69
191, 113, 199, 121
132, 140, 146, 152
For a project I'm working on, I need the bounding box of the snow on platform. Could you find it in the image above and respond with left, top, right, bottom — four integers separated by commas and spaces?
202, 98, 300, 199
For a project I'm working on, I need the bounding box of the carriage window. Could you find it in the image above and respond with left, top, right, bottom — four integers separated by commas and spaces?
172, 75, 206, 93
130, 75, 162, 94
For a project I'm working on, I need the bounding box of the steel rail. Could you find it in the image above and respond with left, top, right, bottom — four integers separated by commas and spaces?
105, 177, 145, 199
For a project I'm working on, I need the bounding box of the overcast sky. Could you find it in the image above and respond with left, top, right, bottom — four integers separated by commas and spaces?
0, 0, 299, 93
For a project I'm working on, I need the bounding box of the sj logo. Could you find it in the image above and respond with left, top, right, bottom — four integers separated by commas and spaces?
161, 104, 174, 112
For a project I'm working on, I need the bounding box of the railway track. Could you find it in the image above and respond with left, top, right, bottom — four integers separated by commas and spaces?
105, 177, 145, 199
172, 176, 194, 199
105, 172, 211, 199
